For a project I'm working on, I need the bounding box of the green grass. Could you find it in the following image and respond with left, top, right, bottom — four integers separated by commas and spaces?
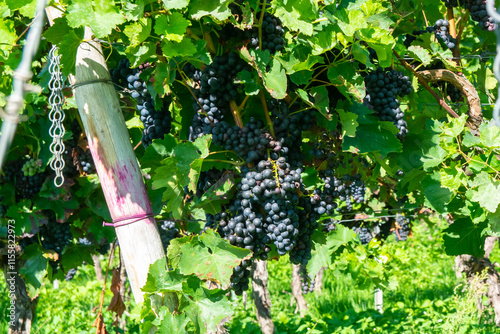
1, 220, 499, 333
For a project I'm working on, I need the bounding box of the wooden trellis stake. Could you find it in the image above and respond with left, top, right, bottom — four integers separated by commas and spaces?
46, 7, 167, 303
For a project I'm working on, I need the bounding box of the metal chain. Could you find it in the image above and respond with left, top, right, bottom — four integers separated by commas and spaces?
486, 0, 500, 126
48, 45, 66, 187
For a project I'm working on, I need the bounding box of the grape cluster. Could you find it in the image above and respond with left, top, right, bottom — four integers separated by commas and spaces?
111, 59, 172, 147
40, 217, 73, 256
187, 53, 244, 141
21, 158, 42, 177
354, 226, 373, 245
250, 13, 286, 54
210, 118, 271, 163
2, 158, 47, 200
429, 19, 456, 50
364, 68, 412, 140
299, 265, 315, 294
158, 220, 180, 252
65, 268, 78, 281
349, 174, 366, 204
97, 242, 111, 255
462, 0, 496, 31
270, 101, 315, 166
403, 28, 431, 48
394, 214, 411, 241
80, 150, 95, 174
230, 259, 252, 296
441, 0, 458, 7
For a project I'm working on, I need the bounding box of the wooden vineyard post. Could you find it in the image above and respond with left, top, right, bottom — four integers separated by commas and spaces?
69, 26, 166, 303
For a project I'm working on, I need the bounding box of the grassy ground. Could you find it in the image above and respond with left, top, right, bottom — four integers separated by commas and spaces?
1, 220, 498, 333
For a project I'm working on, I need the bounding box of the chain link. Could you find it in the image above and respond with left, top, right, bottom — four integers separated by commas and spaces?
48, 45, 66, 187
486, 0, 500, 126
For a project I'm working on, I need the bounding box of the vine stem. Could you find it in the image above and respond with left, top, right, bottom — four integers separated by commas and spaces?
447, 7, 462, 68
230, 100, 244, 128
393, 50, 461, 119
258, 0, 267, 50
259, 90, 275, 138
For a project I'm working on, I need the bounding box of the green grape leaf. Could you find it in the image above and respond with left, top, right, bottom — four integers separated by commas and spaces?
193, 172, 235, 215
332, 8, 367, 39
143, 257, 186, 293
421, 145, 448, 170
235, 70, 260, 95
153, 308, 190, 334
66, 0, 125, 38
443, 218, 487, 257
124, 17, 152, 46
240, 47, 287, 99
421, 171, 452, 213
153, 62, 175, 97
163, 0, 190, 10
60, 245, 94, 271
153, 164, 185, 219
59, 30, 85, 77
462, 130, 481, 147
177, 230, 252, 287
126, 42, 157, 68
161, 38, 197, 58
0, 20, 17, 53
338, 109, 359, 137
188, 0, 233, 20
141, 136, 177, 169
154, 13, 191, 42
167, 235, 192, 269
272, 0, 315, 36
468, 172, 500, 212
20, 244, 48, 297
343, 122, 401, 157
479, 122, 500, 148
308, 225, 356, 277
180, 276, 233, 333
407, 45, 432, 66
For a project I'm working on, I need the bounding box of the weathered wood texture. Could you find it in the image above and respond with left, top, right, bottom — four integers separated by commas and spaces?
291, 264, 308, 316
416, 69, 483, 129
251, 260, 275, 334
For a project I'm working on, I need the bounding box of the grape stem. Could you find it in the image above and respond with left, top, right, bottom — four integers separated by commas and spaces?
393, 50, 463, 122
230, 100, 244, 128
259, 90, 276, 138
258, 0, 267, 50
447, 7, 462, 68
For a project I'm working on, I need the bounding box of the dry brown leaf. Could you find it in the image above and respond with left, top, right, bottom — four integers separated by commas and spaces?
92, 313, 108, 334
106, 268, 126, 318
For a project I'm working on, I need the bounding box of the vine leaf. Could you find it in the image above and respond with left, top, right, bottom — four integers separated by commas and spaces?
337, 109, 359, 137
153, 308, 190, 334
193, 172, 235, 215
180, 276, 233, 333
163, 0, 190, 10
239, 47, 287, 99
154, 13, 190, 42
20, 244, 47, 297
152, 135, 211, 219
188, 0, 233, 21
142, 258, 186, 293
308, 225, 356, 277
176, 230, 252, 288
272, 0, 316, 36
467, 172, 500, 213
66, 0, 125, 38
443, 218, 487, 257
124, 17, 152, 47
407, 45, 432, 66
421, 171, 452, 213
